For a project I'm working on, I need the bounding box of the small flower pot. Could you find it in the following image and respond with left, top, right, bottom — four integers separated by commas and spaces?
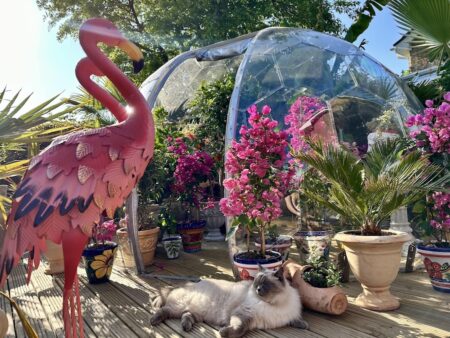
255, 235, 293, 256
82, 242, 118, 284
294, 230, 331, 263
233, 251, 283, 280
177, 220, 206, 253
417, 244, 450, 293
162, 235, 183, 259
201, 201, 225, 241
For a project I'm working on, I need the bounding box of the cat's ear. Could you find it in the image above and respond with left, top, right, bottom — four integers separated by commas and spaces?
258, 263, 266, 272
274, 266, 284, 282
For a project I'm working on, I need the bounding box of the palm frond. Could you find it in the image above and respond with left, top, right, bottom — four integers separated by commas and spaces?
389, 0, 450, 65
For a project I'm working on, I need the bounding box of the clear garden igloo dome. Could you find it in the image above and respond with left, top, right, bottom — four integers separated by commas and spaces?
140, 27, 422, 150
138, 27, 422, 273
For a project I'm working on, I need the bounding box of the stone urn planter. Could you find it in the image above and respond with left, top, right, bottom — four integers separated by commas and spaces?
417, 245, 450, 293
201, 202, 225, 241
334, 230, 413, 311
82, 242, 118, 284
162, 235, 183, 259
233, 251, 283, 280
116, 227, 160, 268
44, 240, 64, 275
283, 260, 348, 315
294, 230, 331, 263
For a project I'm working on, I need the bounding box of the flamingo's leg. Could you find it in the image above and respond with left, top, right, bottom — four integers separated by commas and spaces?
62, 228, 88, 338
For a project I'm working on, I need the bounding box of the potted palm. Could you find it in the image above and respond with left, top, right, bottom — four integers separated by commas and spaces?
220, 105, 295, 280
167, 136, 215, 252
294, 138, 445, 310
407, 94, 450, 292
82, 219, 118, 284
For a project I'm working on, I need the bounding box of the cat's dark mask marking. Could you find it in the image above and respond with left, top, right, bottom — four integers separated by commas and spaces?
253, 266, 286, 300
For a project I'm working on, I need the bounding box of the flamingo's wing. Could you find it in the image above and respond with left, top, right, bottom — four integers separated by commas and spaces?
0, 125, 152, 285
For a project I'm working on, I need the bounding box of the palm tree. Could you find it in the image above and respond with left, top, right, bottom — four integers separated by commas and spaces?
294, 138, 446, 236
389, 0, 450, 70
0, 88, 81, 224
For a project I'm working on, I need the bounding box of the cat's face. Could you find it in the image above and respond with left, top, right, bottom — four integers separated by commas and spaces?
252, 266, 286, 302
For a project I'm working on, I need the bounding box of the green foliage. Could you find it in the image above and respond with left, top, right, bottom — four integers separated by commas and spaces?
408, 80, 443, 105
345, 0, 390, 43
438, 59, 450, 92
294, 138, 446, 235
138, 106, 180, 204
158, 205, 178, 235
389, 0, 450, 68
303, 254, 341, 288
36, 0, 357, 83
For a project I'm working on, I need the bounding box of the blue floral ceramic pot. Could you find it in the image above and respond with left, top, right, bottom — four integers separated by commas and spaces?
82, 242, 118, 284
417, 244, 450, 293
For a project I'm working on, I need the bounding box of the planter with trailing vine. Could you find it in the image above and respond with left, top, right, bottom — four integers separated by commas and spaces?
162, 235, 183, 259
82, 242, 118, 284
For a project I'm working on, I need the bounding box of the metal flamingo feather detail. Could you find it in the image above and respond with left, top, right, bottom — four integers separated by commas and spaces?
0, 18, 155, 337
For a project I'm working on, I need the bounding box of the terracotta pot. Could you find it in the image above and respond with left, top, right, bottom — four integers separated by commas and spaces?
116, 227, 160, 267
0, 308, 8, 338
82, 242, 118, 284
233, 251, 283, 280
417, 244, 450, 293
334, 230, 413, 311
283, 260, 348, 315
44, 240, 64, 275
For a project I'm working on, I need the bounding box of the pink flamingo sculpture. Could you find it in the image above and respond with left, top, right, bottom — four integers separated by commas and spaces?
0, 18, 154, 337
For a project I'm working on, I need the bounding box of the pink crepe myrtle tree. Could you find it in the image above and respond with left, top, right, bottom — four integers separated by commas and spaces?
220, 105, 294, 256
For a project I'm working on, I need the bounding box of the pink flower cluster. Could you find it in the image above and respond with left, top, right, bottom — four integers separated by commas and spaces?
406, 93, 450, 153
220, 105, 294, 223
284, 96, 327, 154
168, 137, 214, 207
430, 192, 450, 230
95, 219, 117, 243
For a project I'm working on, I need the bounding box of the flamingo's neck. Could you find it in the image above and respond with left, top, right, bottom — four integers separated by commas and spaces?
80, 34, 153, 141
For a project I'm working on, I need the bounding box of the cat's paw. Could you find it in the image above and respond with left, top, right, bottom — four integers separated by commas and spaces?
150, 309, 167, 326
290, 318, 309, 330
181, 312, 195, 332
219, 326, 231, 337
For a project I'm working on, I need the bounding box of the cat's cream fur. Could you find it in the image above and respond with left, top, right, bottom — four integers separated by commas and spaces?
150, 266, 308, 337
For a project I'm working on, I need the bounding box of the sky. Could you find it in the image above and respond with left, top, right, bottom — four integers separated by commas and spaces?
0, 1, 409, 111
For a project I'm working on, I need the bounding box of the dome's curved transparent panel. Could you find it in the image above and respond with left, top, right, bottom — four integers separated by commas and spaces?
231, 28, 422, 148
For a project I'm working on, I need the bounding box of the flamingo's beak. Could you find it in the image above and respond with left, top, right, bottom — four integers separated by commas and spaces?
119, 40, 144, 73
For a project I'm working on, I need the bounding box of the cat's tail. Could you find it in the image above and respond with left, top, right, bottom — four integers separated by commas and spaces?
151, 287, 172, 308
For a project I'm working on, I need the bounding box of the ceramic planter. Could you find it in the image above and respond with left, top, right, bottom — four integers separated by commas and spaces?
283, 260, 348, 315
162, 235, 183, 259
82, 242, 118, 284
177, 220, 206, 252
255, 235, 293, 257
294, 230, 331, 263
334, 230, 412, 311
201, 202, 225, 241
116, 227, 160, 268
233, 251, 283, 280
44, 240, 64, 275
417, 245, 450, 293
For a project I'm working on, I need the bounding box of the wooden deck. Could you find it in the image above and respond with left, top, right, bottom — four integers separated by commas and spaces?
1, 241, 450, 338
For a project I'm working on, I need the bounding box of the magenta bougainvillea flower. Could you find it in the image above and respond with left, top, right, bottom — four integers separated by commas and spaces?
220, 105, 294, 224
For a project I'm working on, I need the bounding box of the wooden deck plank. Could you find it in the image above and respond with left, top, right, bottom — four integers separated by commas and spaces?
53, 272, 137, 337
8, 265, 56, 338
29, 264, 96, 338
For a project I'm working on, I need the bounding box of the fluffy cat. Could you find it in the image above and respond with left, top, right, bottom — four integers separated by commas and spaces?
150, 265, 308, 337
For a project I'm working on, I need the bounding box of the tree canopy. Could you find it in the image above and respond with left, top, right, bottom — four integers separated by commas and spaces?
37, 0, 357, 83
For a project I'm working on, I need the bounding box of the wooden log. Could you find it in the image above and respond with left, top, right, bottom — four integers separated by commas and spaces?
283, 260, 348, 315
